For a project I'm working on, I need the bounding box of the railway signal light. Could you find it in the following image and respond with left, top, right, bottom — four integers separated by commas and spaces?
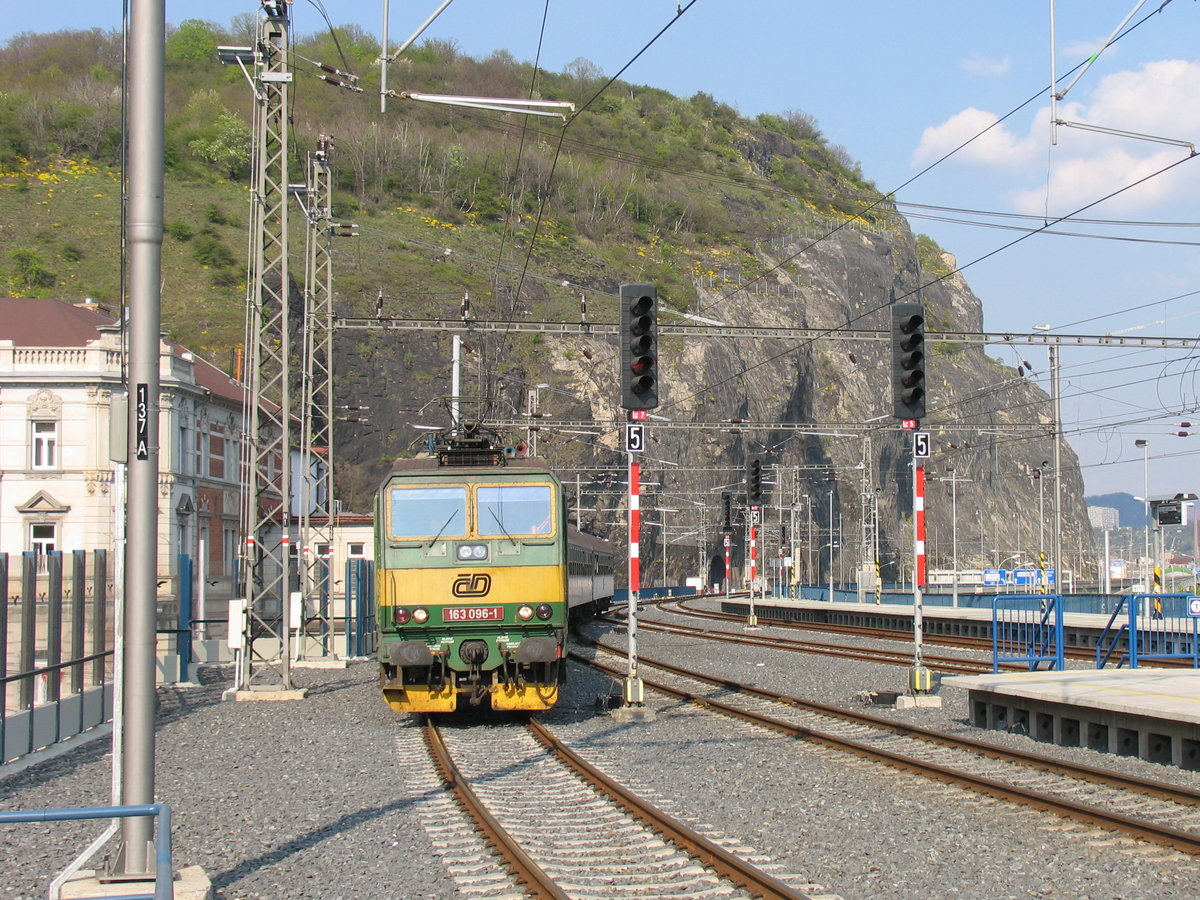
619, 283, 659, 410
722, 492, 732, 529
747, 458, 763, 504
891, 301, 926, 422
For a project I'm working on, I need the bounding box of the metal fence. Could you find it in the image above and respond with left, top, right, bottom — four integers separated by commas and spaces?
344, 559, 377, 658
991, 594, 1065, 672
1096, 593, 1200, 669
2, 550, 112, 764
3, 550, 378, 765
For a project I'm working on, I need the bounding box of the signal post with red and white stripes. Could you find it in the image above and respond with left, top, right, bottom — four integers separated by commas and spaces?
905, 428, 937, 704
912, 460, 928, 690
625, 411, 646, 706
746, 509, 759, 627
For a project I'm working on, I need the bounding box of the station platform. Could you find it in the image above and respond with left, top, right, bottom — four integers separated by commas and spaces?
715, 595, 1200, 769
942, 668, 1200, 770
718, 595, 1126, 650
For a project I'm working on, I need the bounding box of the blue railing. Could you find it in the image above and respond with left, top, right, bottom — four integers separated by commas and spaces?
0, 803, 173, 900
1096, 593, 1199, 668
345, 559, 376, 658
992, 594, 1064, 672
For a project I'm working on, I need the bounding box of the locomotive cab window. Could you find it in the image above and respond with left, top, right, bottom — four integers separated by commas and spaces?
388, 486, 468, 540
477, 484, 554, 537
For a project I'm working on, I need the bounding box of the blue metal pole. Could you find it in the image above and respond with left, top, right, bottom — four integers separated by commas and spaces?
178, 554, 193, 682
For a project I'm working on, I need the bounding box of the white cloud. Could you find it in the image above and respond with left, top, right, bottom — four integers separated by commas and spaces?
1082, 59, 1200, 138
961, 54, 1011, 78
912, 107, 1038, 167
1007, 146, 1187, 216
916, 59, 1200, 216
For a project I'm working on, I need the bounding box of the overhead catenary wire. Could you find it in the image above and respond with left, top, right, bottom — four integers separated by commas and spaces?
279, 0, 1199, 493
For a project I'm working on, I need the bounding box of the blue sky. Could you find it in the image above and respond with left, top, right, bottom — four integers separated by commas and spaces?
4, 2, 1200, 498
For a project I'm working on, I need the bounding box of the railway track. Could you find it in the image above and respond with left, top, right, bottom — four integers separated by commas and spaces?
420, 715, 831, 899
576, 641, 1200, 857
602, 609, 993, 675
665, 597, 1196, 669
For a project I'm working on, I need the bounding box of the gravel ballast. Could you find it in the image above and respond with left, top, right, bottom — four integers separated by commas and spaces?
2, 606, 1199, 899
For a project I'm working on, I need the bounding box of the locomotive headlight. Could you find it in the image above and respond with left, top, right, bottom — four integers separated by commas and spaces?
535, 604, 553, 620
412, 607, 430, 624
394, 607, 410, 625
517, 604, 534, 620
457, 543, 488, 560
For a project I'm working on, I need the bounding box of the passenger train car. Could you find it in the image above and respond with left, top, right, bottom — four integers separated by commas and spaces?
375, 431, 614, 713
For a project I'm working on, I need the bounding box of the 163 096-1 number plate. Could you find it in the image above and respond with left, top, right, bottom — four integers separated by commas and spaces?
443, 606, 504, 623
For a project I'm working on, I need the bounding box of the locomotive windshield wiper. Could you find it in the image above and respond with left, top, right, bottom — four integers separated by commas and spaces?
489, 508, 517, 546
428, 511, 459, 548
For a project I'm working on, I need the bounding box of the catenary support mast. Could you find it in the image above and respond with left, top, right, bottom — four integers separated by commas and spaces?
298, 136, 338, 660
237, 3, 296, 692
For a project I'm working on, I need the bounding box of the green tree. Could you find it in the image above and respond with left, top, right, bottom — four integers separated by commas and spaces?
167, 19, 219, 65
8, 248, 57, 294
187, 112, 251, 178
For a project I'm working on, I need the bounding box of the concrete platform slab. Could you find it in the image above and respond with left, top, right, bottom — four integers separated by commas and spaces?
942, 668, 1200, 769
292, 658, 348, 669
60, 865, 211, 899
608, 704, 657, 723
221, 688, 309, 702
894, 694, 943, 710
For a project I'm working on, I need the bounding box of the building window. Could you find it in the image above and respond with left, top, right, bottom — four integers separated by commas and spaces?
31, 522, 56, 557
347, 542, 365, 558
195, 428, 204, 477
179, 424, 191, 475
316, 543, 331, 557
209, 435, 225, 480
32, 421, 57, 469
224, 526, 237, 576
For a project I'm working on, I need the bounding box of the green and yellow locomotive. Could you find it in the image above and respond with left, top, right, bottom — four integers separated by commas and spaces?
375, 430, 613, 713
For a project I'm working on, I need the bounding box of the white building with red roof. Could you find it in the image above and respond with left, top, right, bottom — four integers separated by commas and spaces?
0, 297, 248, 609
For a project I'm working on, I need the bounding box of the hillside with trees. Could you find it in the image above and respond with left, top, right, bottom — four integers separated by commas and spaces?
0, 20, 1096, 582
0, 20, 888, 358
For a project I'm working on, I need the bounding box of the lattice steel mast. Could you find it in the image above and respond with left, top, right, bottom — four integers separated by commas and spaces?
236, 2, 296, 692
298, 136, 337, 659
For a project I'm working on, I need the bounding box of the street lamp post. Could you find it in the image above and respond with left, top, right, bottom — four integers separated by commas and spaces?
950, 470, 959, 608
828, 489, 835, 601
1136, 439, 1150, 594
820, 541, 839, 603
1022, 461, 1048, 589
804, 494, 813, 585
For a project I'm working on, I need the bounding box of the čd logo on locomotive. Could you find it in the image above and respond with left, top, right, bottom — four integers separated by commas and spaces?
452, 573, 493, 597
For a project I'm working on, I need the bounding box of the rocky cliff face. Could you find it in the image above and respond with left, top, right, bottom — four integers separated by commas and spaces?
332, 214, 1095, 590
